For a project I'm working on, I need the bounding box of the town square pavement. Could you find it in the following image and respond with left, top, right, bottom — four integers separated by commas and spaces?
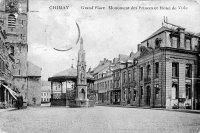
0, 106, 200, 133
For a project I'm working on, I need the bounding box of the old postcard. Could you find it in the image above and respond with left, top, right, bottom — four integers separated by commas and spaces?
0, 0, 200, 133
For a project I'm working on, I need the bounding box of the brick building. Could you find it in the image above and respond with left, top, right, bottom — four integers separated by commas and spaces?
123, 21, 200, 110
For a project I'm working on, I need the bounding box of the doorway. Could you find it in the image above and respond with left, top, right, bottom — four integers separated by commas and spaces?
146, 86, 151, 106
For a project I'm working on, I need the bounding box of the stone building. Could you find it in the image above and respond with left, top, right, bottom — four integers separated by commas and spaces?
93, 58, 112, 104
127, 21, 200, 109
93, 55, 129, 105
0, 0, 42, 107
41, 81, 51, 103
112, 54, 129, 105
120, 52, 138, 106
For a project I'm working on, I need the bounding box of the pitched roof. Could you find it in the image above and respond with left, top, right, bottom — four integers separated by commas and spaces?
48, 67, 94, 81
141, 26, 172, 43
93, 61, 111, 74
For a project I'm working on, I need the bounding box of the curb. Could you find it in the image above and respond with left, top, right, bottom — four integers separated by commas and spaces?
96, 104, 200, 114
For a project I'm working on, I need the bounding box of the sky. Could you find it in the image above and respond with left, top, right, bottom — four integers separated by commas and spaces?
27, 0, 200, 80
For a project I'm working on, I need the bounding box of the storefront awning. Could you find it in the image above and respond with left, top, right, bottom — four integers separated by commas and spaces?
2, 84, 19, 100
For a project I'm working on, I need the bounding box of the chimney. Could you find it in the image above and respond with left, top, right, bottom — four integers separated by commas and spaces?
178, 28, 185, 49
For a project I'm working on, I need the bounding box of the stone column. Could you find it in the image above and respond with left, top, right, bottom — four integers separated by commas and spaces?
165, 60, 172, 109
179, 63, 186, 99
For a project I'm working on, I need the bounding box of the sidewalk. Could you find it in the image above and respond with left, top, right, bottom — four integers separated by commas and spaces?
97, 104, 200, 114
0, 108, 16, 113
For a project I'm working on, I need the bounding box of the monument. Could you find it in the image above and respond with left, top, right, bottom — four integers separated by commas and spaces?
74, 37, 89, 107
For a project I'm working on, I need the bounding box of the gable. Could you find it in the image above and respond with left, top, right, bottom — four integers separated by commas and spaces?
140, 46, 152, 57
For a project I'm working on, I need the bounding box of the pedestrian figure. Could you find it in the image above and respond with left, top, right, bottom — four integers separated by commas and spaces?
16, 95, 23, 109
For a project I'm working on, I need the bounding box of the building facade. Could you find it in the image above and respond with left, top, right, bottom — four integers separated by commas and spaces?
0, 24, 14, 108
41, 81, 51, 103
93, 21, 200, 110
120, 22, 200, 110
93, 58, 112, 104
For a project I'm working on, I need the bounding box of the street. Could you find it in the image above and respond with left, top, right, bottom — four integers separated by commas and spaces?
0, 106, 200, 133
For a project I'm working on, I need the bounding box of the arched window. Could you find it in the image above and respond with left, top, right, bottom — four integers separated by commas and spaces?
8, 14, 16, 29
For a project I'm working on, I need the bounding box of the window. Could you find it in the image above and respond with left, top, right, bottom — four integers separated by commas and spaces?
123, 71, 126, 83
185, 64, 192, 78
132, 69, 135, 81
10, 46, 14, 56
155, 62, 159, 78
133, 90, 136, 101
140, 67, 143, 81
8, 14, 16, 29
186, 84, 191, 99
185, 39, 191, 50
147, 65, 151, 79
172, 63, 179, 77
128, 70, 131, 82
171, 37, 178, 48
141, 86, 143, 97
172, 84, 179, 99
155, 38, 161, 49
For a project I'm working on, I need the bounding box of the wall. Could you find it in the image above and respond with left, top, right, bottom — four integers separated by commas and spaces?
27, 77, 41, 105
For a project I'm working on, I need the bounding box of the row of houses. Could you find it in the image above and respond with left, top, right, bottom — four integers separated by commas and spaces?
0, 0, 41, 108
92, 20, 200, 110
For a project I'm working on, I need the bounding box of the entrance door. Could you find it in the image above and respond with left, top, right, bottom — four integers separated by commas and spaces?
146, 86, 151, 106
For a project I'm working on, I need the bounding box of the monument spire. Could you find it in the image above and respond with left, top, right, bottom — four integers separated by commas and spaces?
80, 37, 83, 50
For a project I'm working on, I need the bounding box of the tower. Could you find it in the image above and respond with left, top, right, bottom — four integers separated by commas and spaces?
76, 37, 88, 101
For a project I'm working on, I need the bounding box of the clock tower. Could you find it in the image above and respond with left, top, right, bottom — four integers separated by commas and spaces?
76, 37, 88, 101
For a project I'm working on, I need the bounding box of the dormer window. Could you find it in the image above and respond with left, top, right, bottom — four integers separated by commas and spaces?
140, 47, 144, 52
185, 39, 191, 50
155, 38, 161, 49
171, 36, 178, 48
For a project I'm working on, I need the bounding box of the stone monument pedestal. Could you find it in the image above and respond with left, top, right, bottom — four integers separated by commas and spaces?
69, 99, 89, 108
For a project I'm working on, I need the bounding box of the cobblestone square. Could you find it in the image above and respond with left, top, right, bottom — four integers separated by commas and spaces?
0, 106, 200, 133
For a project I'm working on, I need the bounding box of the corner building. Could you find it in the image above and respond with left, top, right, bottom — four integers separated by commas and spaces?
131, 22, 200, 109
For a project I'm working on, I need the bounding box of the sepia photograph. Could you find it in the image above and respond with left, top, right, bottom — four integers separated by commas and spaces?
0, 0, 200, 133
